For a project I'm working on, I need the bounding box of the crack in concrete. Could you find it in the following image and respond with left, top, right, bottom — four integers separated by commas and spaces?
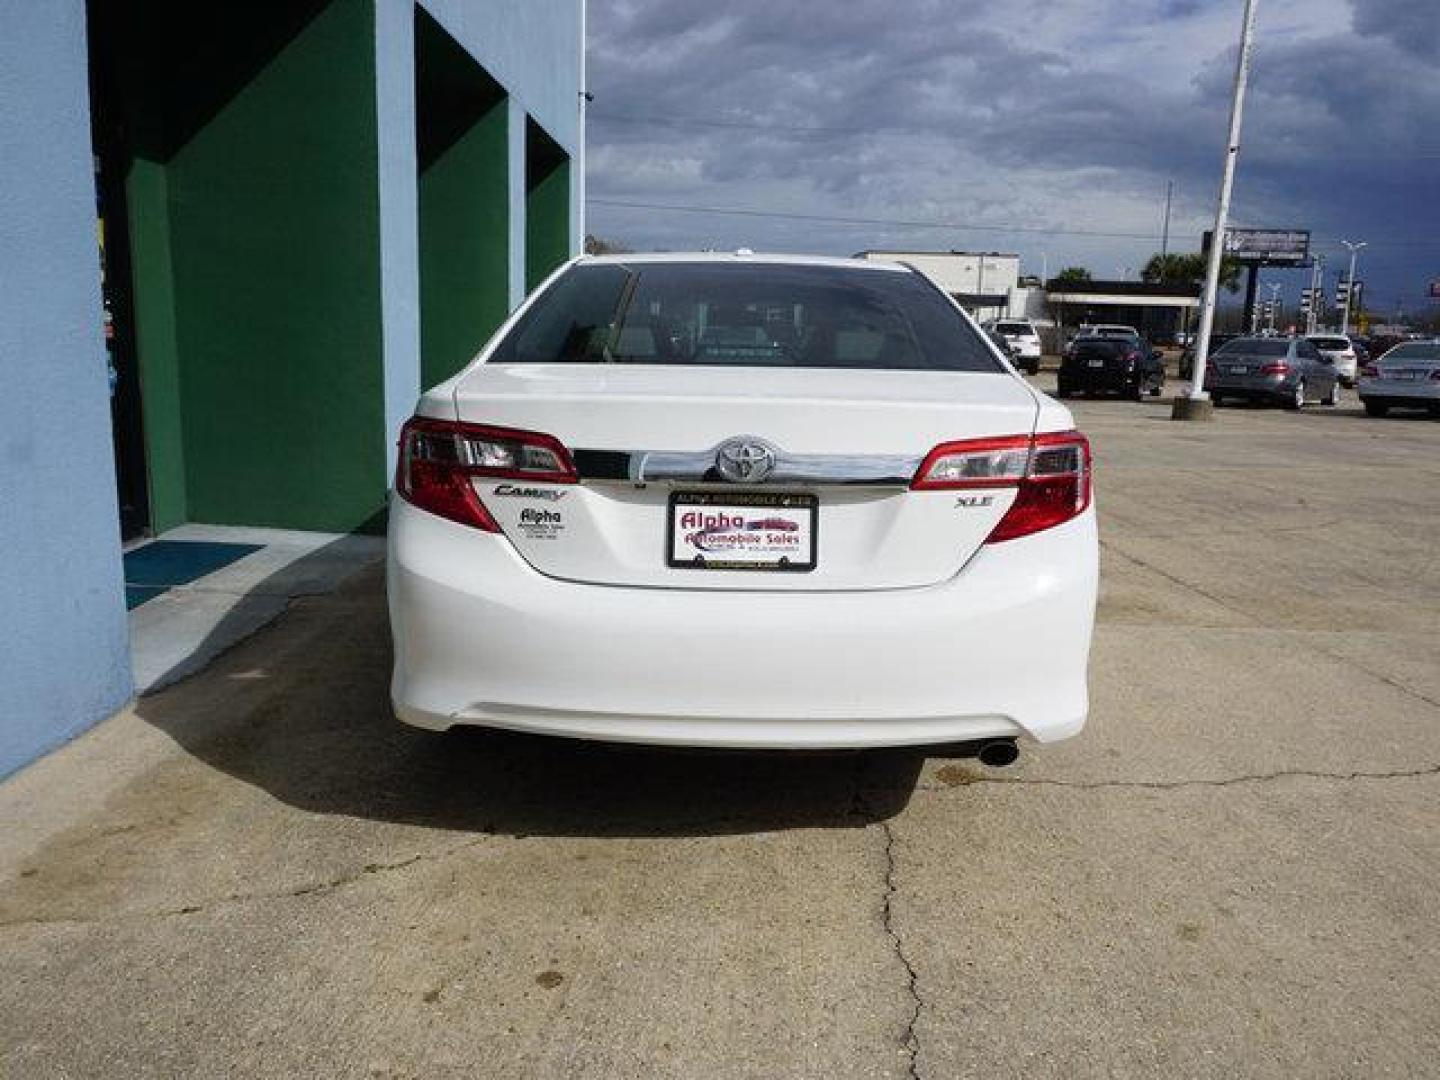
1102, 540, 1440, 714
0, 834, 490, 933
920, 762, 1440, 793
879, 817, 923, 1080
851, 758, 924, 1080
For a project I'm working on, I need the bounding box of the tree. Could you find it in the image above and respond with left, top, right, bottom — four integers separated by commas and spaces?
1141, 252, 1242, 293
583, 233, 631, 255
1053, 266, 1092, 284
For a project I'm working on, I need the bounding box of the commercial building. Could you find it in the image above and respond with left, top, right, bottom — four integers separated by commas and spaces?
0, 0, 584, 775
857, 250, 1021, 323
1045, 280, 1200, 344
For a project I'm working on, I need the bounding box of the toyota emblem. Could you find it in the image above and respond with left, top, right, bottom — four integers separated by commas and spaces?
714, 438, 776, 483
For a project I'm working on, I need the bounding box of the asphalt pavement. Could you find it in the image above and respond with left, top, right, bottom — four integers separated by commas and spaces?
3, 378, 1438, 1078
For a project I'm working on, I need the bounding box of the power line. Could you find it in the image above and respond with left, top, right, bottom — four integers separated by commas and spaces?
590, 109, 1440, 159
587, 197, 1440, 248
588, 197, 1166, 241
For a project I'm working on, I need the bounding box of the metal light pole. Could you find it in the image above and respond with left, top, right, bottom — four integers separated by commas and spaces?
1161, 179, 1174, 259
1340, 239, 1366, 335
1266, 282, 1281, 333
1176, 0, 1260, 418
1306, 253, 1324, 334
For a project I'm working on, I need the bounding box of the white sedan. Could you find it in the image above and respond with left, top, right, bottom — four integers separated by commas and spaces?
388, 253, 1098, 760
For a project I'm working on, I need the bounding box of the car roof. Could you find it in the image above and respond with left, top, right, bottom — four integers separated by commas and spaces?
577, 252, 910, 273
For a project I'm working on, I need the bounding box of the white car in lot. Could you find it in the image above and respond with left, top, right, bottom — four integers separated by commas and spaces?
1305, 334, 1360, 387
984, 318, 1043, 374
389, 254, 1098, 759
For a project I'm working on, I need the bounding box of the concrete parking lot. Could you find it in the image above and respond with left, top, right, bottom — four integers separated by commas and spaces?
3, 382, 1438, 1079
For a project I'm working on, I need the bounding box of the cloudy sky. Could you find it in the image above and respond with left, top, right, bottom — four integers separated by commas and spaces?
584, 0, 1439, 317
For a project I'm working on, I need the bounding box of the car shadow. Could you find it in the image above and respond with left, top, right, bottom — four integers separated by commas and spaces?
132, 540, 925, 839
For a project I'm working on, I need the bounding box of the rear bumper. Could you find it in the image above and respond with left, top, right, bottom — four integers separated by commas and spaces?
1205, 374, 1292, 402
387, 498, 1098, 749
1058, 367, 1138, 393
1358, 380, 1439, 407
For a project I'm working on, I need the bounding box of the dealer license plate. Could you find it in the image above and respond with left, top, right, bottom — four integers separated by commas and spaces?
1088, 358, 1105, 368
1228, 365, 1249, 375
668, 492, 817, 571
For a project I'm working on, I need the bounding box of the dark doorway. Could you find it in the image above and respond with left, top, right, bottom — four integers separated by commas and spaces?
88, 21, 150, 540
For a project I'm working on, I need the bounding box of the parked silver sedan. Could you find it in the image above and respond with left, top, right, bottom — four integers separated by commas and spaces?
1203, 336, 1342, 410
1357, 340, 1440, 417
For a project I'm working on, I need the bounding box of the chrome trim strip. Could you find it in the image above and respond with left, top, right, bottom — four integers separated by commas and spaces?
572, 444, 922, 486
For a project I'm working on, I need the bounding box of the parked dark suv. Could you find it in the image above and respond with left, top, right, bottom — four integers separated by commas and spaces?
1057, 337, 1165, 401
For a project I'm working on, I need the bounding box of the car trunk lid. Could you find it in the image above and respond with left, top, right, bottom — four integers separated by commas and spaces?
448, 364, 1041, 590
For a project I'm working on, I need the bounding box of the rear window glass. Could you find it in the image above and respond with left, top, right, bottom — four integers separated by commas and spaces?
489, 262, 1002, 372
1309, 337, 1349, 350
1216, 338, 1289, 357
1384, 343, 1440, 361
995, 322, 1031, 335
1074, 339, 1125, 355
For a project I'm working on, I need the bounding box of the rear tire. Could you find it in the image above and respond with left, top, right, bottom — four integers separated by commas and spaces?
1324, 380, 1340, 407
1364, 401, 1389, 417
1211, 394, 1224, 407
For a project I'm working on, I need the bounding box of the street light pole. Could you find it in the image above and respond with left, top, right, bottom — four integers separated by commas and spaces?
1176, 0, 1260, 418
1340, 239, 1366, 335
1306, 253, 1324, 334
1266, 282, 1281, 333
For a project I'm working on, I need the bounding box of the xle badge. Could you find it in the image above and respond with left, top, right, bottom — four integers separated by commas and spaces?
955, 495, 995, 508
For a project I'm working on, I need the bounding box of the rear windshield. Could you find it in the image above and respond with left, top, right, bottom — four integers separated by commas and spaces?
1074, 339, 1126, 356
1309, 337, 1349, 350
1095, 327, 1137, 337
995, 321, 1032, 335
1216, 338, 1289, 357
1383, 343, 1440, 361
488, 262, 1003, 372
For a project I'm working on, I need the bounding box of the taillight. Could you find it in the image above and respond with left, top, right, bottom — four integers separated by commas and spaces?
1259, 362, 1290, 376
912, 431, 1092, 543
396, 417, 576, 531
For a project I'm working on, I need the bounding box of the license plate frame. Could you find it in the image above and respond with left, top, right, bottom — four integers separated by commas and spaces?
667, 491, 818, 572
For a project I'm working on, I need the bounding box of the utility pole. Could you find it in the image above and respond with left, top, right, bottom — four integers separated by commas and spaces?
1340, 239, 1366, 335
1306, 253, 1324, 334
1175, 0, 1259, 420
1160, 180, 1174, 259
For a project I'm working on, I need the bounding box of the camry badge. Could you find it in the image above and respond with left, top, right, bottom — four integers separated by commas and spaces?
714, 439, 776, 483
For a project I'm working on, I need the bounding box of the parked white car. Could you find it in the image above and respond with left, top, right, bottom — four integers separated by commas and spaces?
984, 318, 1042, 374
388, 254, 1098, 760
1305, 334, 1359, 387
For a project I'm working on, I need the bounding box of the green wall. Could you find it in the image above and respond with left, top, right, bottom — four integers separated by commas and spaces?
165, 0, 385, 532
124, 158, 186, 533
419, 102, 509, 388
526, 157, 570, 292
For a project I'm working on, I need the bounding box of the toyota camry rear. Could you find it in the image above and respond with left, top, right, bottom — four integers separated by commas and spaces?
388, 254, 1098, 749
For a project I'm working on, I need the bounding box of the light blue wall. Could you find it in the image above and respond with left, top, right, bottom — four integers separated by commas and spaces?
0, 1, 134, 777
375, 0, 583, 447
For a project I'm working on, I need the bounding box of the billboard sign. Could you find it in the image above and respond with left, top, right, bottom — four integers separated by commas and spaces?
1203, 228, 1311, 265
